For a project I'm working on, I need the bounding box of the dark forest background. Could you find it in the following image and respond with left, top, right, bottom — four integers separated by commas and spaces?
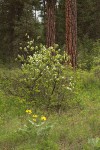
0, 0, 100, 70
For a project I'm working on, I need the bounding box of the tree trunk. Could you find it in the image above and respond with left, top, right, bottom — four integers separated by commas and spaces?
65, 0, 77, 68
46, 0, 56, 47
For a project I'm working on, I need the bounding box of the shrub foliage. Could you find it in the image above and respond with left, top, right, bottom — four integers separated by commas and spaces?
16, 41, 77, 111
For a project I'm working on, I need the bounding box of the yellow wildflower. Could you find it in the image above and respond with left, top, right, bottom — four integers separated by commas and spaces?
41, 116, 46, 121
33, 115, 38, 118
33, 119, 36, 122
26, 109, 32, 114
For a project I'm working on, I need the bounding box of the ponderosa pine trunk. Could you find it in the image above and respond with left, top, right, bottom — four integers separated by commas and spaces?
46, 0, 56, 47
65, 0, 77, 68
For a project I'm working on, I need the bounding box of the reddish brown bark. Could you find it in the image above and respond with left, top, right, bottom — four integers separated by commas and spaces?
45, 0, 57, 47
65, 0, 77, 68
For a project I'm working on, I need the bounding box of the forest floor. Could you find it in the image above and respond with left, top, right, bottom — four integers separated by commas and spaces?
0, 66, 100, 150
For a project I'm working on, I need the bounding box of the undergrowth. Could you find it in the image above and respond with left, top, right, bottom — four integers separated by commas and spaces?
0, 64, 100, 149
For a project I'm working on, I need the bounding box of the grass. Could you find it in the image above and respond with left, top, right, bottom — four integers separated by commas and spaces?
0, 66, 100, 150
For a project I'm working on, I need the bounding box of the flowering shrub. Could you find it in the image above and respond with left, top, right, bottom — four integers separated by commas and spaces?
17, 40, 77, 111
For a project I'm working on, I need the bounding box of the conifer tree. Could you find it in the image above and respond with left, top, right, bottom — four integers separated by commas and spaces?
65, 0, 77, 68
45, 0, 57, 47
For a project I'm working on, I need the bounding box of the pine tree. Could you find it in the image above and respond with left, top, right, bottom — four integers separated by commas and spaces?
65, 0, 77, 68
45, 0, 57, 47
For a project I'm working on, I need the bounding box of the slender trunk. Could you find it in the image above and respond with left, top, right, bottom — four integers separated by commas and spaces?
8, 3, 16, 59
43, 0, 46, 17
34, 6, 37, 21
65, 0, 77, 68
46, 0, 56, 47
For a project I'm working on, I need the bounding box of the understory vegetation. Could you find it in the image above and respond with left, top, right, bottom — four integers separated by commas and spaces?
0, 42, 100, 150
